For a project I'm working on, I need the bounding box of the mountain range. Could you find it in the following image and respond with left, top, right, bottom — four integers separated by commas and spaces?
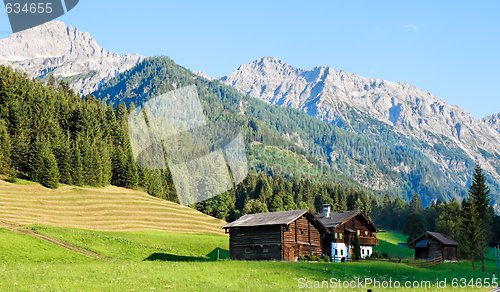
0, 21, 142, 95
0, 21, 498, 206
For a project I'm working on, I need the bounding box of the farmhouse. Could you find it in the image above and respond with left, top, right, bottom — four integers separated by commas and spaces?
316, 205, 379, 262
408, 231, 458, 261
223, 209, 329, 261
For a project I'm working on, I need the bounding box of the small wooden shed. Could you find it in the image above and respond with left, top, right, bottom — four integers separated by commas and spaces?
408, 231, 458, 261
223, 210, 329, 261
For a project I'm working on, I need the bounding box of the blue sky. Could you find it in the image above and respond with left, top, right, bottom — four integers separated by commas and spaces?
1, 0, 499, 118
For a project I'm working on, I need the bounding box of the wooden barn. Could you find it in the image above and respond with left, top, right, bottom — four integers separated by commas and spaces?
408, 231, 458, 261
223, 210, 329, 261
316, 205, 379, 261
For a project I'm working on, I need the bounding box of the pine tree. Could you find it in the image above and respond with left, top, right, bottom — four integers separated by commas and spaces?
410, 193, 423, 211
468, 164, 492, 271
461, 198, 481, 270
36, 142, 60, 189
70, 140, 83, 186
0, 119, 11, 174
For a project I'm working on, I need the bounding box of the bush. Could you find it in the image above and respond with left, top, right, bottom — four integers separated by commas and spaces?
298, 253, 330, 262
368, 250, 383, 259
6, 168, 17, 183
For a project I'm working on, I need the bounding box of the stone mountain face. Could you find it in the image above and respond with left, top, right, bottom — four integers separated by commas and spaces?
483, 113, 500, 134
0, 21, 142, 95
222, 57, 500, 187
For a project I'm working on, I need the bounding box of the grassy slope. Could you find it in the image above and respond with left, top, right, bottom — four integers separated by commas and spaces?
0, 179, 225, 234
0, 227, 497, 291
374, 230, 414, 258
0, 180, 497, 291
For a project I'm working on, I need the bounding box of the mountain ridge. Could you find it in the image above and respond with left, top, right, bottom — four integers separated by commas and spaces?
222, 57, 500, 184
0, 21, 143, 95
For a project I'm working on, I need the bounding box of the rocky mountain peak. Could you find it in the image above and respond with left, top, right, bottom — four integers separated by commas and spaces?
0, 21, 142, 95
222, 57, 500, 182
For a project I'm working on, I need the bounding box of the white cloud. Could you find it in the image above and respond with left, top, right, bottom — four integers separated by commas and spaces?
402, 24, 419, 32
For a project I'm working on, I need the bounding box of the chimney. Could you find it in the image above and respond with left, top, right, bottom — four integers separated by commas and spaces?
322, 204, 331, 218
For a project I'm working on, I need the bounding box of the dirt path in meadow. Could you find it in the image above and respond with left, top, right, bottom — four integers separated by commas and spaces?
0, 219, 104, 259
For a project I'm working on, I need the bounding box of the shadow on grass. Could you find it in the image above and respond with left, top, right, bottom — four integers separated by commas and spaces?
144, 253, 208, 262
144, 248, 229, 262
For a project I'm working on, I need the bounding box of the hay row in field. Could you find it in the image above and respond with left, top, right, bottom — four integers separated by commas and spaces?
0, 180, 225, 234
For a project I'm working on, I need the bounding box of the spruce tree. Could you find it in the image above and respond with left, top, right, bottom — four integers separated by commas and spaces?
461, 198, 481, 270
0, 119, 11, 174
70, 140, 83, 186
36, 142, 60, 189
468, 164, 492, 271
409, 193, 423, 211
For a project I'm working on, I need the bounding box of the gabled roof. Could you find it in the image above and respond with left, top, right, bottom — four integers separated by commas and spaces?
316, 210, 378, 232
223, 209, 329, 233
409, 231, 458, 246
224, 210, 308, 228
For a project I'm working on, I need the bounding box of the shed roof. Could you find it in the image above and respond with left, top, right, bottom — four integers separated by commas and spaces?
409, 231, 458, 246
223, 209, 309, 228
415, 239, 429, 248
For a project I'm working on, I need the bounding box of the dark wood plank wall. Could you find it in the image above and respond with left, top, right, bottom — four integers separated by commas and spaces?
282, 215, 322, 260
428, 239, 443, 259
442, 246, 458, 260
415, 239, 458, 260
229, 225, 283, 260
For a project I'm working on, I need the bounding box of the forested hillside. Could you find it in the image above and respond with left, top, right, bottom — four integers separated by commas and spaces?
0, 66, 176, 200
94, 57, 497, 205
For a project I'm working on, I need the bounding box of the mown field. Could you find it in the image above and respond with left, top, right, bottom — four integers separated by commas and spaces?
0, 179, 224, 234
0, 180, 498, 291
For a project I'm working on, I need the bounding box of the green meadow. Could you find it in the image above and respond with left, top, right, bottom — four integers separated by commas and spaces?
0, 180, 498, 291
1, 225, 498, 291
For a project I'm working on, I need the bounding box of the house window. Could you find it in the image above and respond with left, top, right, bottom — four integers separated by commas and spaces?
357, 230, 360, 236
340, 249, 344, 256
339, 233, 343, 239
362, 249, 364, 255
365, 230, 368, 236
334, 233, 338, 239
335, 249, 338, 255
263, 247, 269, 253
300, 229, 304, 235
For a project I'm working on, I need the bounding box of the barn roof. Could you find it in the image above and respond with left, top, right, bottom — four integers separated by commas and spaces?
223, 210, 309, 228
223, 210, 329, 233
409, 231, 458, 246
316, 210, 378, 232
